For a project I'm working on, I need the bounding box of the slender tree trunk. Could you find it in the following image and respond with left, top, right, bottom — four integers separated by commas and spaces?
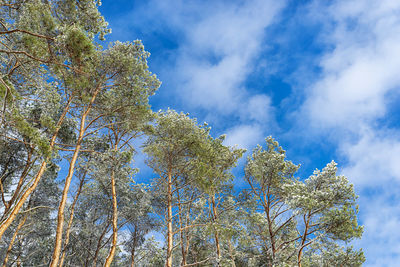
0, 94, 73, 240
2, 211, 28, 267
184, 198, 193, 265
49, 127, 84, 266
130, 227, 138, 267
59, 176, 85, 267
92, 221, 111, 267
211, 195, 221, 266
104, 168, 118, 267
175, 185, 187, 266
228, 239, 236, 267
298, 213, 311, 267
166, 167, 173, 267
16, 254, 21, 267
2, 149, 34, 217
0, 161, 46, 239
130, 247, 135, 267
263, 189, 276, 267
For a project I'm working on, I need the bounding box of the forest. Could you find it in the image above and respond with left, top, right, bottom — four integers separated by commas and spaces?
0, 0, 364, 266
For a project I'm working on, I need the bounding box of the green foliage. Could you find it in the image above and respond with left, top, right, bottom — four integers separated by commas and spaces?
143, 109, 211, 176
65, 27, 95, 63
12, 110, 51, 158
284, 161, 363, 241
303, 242, 365, 267
0, 78, 19, 104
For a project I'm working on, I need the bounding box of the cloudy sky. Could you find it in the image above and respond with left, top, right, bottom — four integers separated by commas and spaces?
100, 0, 400, 265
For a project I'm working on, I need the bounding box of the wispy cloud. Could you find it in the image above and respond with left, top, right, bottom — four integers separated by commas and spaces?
224, 124, 264, 150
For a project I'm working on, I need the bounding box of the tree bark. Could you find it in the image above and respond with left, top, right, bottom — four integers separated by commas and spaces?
49, 122, 84, 267
130, 226, 138, 267
104, 168, 118, 267
92, 221, 111, 267
59, 176, 85, 267
228, 239, 236, 267
176, 185, 187, 266
298, 213, 311, 267
166, 167, 173, 267
2, 148, 34, 217
263, 188, 276, 267
211, 195, 221, 266
2, 210, 28, 267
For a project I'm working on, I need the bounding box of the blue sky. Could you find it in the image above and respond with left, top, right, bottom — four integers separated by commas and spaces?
99, 0, 400, 265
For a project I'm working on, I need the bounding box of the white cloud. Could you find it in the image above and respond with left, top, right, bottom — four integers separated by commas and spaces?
338, 129, 400, 265
241, 94, 274, 124
341, 129, 400, 186
223, 124, 264, 150
304, 0, 400, 129
178, 0, 282, 114
354, 192, 400, 266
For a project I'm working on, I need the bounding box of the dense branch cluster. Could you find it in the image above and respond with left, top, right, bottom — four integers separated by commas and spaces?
0, 1, 364, 266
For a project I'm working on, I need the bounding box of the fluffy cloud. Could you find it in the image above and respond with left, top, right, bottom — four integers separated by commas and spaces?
341, 129, 400, 186
174, 0, 283, 115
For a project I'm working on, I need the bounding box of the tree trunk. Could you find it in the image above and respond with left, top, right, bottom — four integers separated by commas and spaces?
263, 190, 276, 267
130, 227, 138, 267
176, 185, 187, 266
298, 213, 311, 267
49, 127, 84, 266
2, 148, 34, 217
59, 176, 85, 267
228, 239, 236, 267
104, 169, 118, 267
0, 161, 47, 239
166, 168, 173, 267
16, 254, 21, 267
92, 221, 111, 267
211, 195, 221, 266
2, 211, 28, 267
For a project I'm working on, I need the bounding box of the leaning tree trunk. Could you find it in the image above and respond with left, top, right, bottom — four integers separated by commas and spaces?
298, 212, 311, 267
2, 206, 29, 267
59, 176, 85, 267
